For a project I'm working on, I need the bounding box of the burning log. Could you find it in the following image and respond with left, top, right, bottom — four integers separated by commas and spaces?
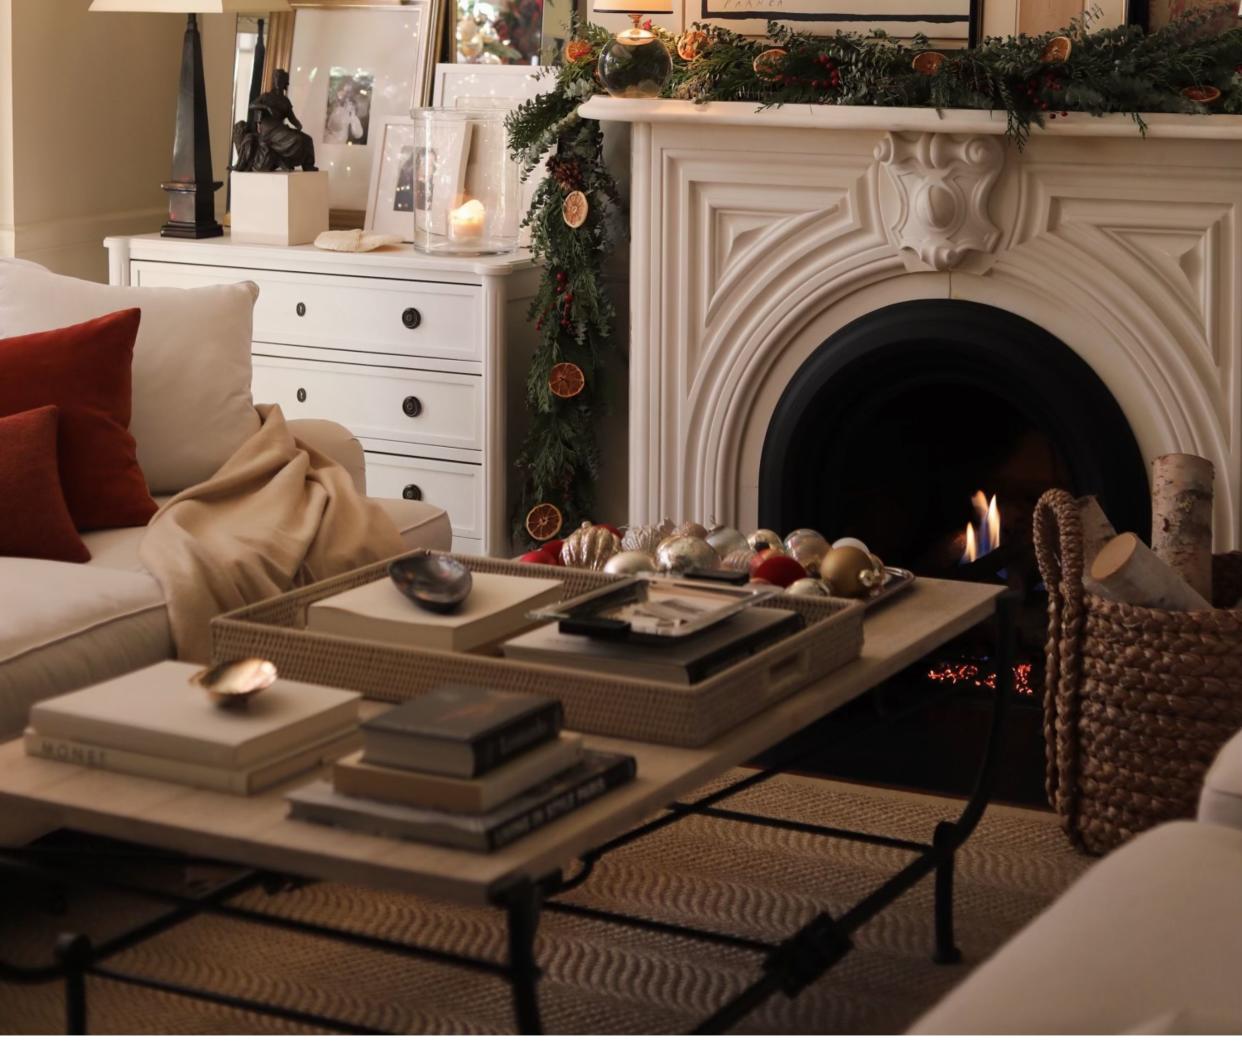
1089, 532, 1211, 611
1151, 453, 1214, 602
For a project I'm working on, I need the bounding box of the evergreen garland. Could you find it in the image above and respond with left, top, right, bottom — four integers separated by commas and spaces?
508, 5, 1242, 544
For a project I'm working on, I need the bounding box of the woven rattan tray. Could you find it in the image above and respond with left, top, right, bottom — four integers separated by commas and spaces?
211, 553, 866, 747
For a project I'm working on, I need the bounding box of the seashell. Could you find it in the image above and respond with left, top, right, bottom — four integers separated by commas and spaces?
191, 658, 277, 709
313, 229, 402, 253
604, 550, 657, 576
706, 525, 749, 559
722, 548, 757, 572
561, 521, 620, 570
747, 528, 784, 552
655, 535, 719, 573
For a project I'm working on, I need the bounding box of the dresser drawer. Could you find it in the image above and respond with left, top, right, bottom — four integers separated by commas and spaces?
252, 355, 482, 451
364, 453, 482, 542
130, 261, 481, 363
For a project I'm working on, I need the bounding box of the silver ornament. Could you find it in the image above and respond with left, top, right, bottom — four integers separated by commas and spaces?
722, 548, 757, 572
604, 550, 657, 576
672, 521, 709, 540
655, 535, 719, 573
785, 577, 833, 598
621, 523, 670, 556
785, 529, 830, 572
706, 525, 749, 559
747, 528, 784, 552
832, 536, 870, 555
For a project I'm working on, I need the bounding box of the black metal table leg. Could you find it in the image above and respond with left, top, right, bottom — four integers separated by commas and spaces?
55, 933, 92, 1035
931, 821, 961, 964
498, 878, 545, 1035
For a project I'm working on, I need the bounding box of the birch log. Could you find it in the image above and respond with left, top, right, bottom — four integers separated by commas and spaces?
1077, 495, 1117, 597
1090, 533, 1212, 611
1151, 453, 1214, 603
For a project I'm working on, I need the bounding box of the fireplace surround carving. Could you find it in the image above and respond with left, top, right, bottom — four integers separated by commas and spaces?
585, 99, 1242, 548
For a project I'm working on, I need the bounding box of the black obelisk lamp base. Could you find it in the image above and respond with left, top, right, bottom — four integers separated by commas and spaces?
162, 13, 222, 239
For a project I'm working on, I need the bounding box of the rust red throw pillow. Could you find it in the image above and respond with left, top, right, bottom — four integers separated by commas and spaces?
0, 406, 91, 562
0, 309, 156, 531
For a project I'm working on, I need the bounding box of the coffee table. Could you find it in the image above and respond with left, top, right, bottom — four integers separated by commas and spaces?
0, 578, 1013, 1034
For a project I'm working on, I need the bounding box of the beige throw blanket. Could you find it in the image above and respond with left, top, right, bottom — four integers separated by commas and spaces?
140, 404, 405, 662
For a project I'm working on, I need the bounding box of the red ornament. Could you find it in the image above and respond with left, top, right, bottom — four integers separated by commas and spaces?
752, 555, 808, 588
543, 538, 566, 564
519, 549, 557, 566
748, 546, 786, 576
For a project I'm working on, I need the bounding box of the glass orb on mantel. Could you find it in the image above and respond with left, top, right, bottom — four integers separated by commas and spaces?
597, 15, 672, 99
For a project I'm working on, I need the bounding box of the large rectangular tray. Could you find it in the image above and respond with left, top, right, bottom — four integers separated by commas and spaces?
211, 552, 866, 748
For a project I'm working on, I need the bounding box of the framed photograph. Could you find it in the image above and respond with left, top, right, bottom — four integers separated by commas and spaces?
979, 0, 1129, 36
366, 114, 472, 240
268, 0, 446, 226
689, 0, 976, 42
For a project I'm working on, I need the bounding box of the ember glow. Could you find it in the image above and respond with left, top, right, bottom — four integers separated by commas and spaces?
926, 660, 1035, 697
961, 490, 1001, 564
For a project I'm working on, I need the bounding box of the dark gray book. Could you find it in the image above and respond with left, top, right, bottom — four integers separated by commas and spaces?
501, 606, 804, 684
361, 686, 563, 778
287, 749, 636, 852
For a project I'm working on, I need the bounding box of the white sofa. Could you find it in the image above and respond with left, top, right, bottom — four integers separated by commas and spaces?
910, 730, 1242, 1034
0, 260, 452, 739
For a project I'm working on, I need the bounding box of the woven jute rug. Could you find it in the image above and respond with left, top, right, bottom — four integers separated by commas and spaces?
0, 772, 1089, 1035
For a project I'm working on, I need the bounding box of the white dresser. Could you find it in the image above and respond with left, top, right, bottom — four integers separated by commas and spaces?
105, 234, 541, 556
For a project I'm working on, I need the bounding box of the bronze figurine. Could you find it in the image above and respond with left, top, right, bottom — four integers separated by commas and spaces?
232, 69, 317, 173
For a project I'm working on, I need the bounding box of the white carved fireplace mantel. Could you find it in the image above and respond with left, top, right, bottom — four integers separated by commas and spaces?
582, 98, 1242, 548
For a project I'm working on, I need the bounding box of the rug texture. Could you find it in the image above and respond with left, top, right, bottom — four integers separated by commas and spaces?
0, 773, 1089, 1034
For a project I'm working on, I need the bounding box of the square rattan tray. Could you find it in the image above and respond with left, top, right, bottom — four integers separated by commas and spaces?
211, 553, 865, 747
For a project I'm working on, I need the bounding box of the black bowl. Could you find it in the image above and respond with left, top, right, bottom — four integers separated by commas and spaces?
388, 552, 473, 614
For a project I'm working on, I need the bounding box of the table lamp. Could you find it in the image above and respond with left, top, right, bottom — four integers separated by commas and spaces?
592, 0, 674, 99
90, 0, 291, 239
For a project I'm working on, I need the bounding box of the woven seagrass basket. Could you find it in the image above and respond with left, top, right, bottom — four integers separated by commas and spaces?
1034, 489, 1242, 855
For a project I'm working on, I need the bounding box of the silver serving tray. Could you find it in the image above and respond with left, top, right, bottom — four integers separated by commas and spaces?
865, 566, 916, 609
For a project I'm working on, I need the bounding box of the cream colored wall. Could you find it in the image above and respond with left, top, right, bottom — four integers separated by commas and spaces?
2, 0, 237, 281
0, 0, 15, 259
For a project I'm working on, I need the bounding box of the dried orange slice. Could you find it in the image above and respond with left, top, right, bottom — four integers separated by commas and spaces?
752, 48, 787, 80
525, 502, 564, 541
1040, 35, 1072, 64
562, 190, 589, 229
677, 29, 708, 61
1183, 85, 1222, 104
548, 361, 585, 398
911, 50, 945, 75
565, 39, 593, 63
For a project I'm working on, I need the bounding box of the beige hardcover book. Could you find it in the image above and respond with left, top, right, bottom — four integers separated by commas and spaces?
28, 661, 360, 769
24, 727, 361, 796
306, 571, 565, 652
333, 735, 584, 814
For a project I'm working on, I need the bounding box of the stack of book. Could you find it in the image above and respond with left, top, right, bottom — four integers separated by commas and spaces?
24, 661, 361, 795
287, 685, 636, 852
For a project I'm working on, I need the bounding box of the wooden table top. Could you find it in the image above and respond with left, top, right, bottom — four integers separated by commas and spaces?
0, 579, 1002, 906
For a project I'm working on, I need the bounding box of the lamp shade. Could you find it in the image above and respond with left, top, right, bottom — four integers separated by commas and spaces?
591, 0, 674, 12
90, 1, 290, 12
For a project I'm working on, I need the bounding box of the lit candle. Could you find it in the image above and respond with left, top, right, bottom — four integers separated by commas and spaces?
448, 199, 486, 244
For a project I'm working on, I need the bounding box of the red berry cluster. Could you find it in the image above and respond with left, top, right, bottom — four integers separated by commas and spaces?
535, 270, 575, 333
1023, 72, 1069, 118
812, 52, 842, 91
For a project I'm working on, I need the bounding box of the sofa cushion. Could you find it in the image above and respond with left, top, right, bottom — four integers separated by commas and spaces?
0, 406, 91, 562
0, 259, 260, 495
1199, 728, 1242, 830
373, 497, 453, 552
0, 310, 158, 531
0, 558, 172, 739
909, 821, 1242, 1034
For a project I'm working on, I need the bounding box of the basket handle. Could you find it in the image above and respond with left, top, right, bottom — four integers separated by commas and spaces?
1033, 489, 1088, 846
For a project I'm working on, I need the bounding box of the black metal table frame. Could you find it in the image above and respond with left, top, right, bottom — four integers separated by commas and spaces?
0, 592, 1016, 1035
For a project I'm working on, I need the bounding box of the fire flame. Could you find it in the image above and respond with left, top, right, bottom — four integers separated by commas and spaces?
961, 490, 1001, 564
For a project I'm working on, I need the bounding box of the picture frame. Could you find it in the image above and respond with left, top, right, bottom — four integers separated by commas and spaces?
364, 114, 472, 241
261, 0, 447, 228
686, 0, 978, 43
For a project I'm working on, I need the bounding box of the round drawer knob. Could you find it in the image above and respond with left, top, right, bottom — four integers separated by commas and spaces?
402, 307, 422, 330
402, 395, 422, 418
295, 302, 307, 317
402, 484, 423, 501
296, 387, 307, 403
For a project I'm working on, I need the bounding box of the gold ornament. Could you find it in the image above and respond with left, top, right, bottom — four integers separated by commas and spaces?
819, 545, 882, 599
621, 519, 674, 556
706, 524, 749, 558
525, 502, 563, 541
548, 361, 585, 399
677, 29, 708, 61
722, 548, 757, 572
604, 550, 656, 576
911, 50, 945, 75
672, 521, 709, 540
655, 535, 719, 573
561, 521, 620, 570
747, 528, 784, 552
752, 47, 787, 80
562, 190, 589, 229
1040, 35, 1072, 64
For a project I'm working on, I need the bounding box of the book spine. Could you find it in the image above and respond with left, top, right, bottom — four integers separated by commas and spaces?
485, 753, 636, 851
471, 702, 564, 776
288, 800, 489, 852
24, 731, 246, 794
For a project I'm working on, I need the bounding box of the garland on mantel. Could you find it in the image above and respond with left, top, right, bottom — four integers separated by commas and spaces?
506, 5, 1242, 545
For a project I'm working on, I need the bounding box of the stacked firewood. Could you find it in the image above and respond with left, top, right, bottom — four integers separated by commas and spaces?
1081, 454, 1219, 611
